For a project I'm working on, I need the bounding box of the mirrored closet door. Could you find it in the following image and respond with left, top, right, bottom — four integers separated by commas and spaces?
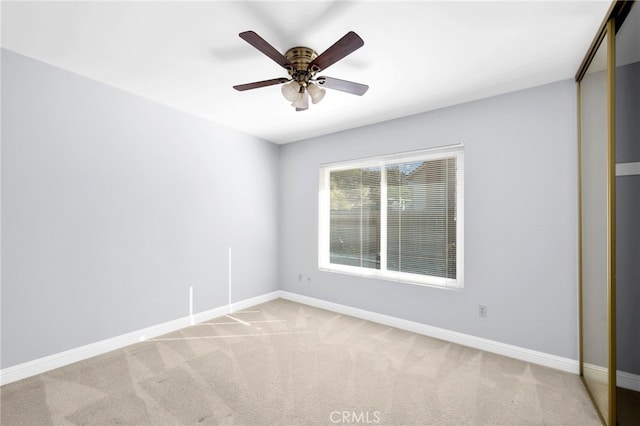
578, 19, 614, 426
614, 1, 640, 425
578, 1, 639, 425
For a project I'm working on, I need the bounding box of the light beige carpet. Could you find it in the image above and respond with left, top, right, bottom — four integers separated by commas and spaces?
1, 299, 600, 425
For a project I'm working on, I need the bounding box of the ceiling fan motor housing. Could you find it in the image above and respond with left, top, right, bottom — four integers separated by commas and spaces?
285, 47, 318, 88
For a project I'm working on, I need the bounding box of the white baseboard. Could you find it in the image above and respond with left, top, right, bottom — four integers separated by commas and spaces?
228, 291, 280, 313
583, 363, 640, 392
583, 362, 608, 385
4, 288, 636, 391
277, 290, 580, 374
616, 369, 640, 392
0, 291, 281, 386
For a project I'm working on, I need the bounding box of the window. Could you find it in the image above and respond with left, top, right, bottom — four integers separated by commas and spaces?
319, 145, 464, 289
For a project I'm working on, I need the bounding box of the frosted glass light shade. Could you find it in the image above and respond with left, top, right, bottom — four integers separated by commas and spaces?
307, 83, 326, 104
292, 91, 309, 109
281, 81, 300, 102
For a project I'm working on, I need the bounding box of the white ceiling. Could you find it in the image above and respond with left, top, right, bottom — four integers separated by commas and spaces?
1, 1, 612, 144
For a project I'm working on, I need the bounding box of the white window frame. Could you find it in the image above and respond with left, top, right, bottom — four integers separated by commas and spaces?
318, 144, 464, 289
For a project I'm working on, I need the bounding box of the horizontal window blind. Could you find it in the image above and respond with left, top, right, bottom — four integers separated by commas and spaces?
386, 157, 457, 279
329, 167, 381, 269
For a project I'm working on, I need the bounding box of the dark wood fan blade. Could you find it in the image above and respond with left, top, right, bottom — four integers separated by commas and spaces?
233, 77, 289, 91
239, 31, 292, 69
308, 31, 364, 72
316, 76, 369, 96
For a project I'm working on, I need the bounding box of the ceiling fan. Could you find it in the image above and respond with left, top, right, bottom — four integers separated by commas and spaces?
233, 30, 369, 111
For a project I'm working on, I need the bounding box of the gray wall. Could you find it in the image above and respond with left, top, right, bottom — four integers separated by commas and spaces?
1, 49, 279, 369
279, 79, 580, 359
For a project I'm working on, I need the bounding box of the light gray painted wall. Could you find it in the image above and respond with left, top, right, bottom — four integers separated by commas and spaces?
1, 49, 279, 368
279, 80, 579, 359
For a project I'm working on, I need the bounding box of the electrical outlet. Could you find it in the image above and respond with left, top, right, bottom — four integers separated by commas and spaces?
479, 305, 488, 318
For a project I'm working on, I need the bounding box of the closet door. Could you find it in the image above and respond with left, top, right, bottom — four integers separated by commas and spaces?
579, 20, 615, 426
615, 2, 640, 424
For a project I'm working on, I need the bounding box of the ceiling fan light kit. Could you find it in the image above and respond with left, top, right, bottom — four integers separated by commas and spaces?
233, 30, 369, 111
281, 81, 300, 102
292, 91, 309, 110
307, 83, 326, 104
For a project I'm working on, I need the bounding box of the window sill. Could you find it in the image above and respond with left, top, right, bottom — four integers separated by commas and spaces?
318, 266, 464, 291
